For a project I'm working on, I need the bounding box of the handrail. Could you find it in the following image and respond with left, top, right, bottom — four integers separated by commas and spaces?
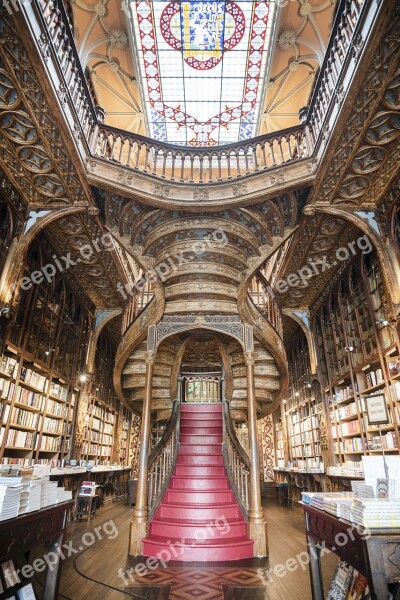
307, 0, 366, 145
121, 287, 155, 336
147, 395, 181, 520
222, 399, 250, 519
32, 0, 370, 184
248, 272, 283, 339
94, 125, 309, 184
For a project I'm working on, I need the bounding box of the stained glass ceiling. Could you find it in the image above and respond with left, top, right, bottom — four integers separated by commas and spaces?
130, 1, 277, 146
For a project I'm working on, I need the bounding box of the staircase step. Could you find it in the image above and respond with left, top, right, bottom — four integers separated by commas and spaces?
180, 434, 222, 445
149, 519, 247, 540
166, 489, 233, 504
156, 502, 241, 521
181, 404, 222, 413
181, 415, 222, 423
180, 426, 222, 435
179, 443, 221, 455
142, 537, 254, 562
170, 476, 229, 491
174, 465, 226, 477
176, 454, 224, 466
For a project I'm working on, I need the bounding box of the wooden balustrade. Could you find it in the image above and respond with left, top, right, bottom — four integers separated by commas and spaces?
147, 398, 181, 520
248, 273, 283, 338
307, 0, 364, 144
33, 0, 368, 185
121, 281, 155, 335
93, 125, 308, 183
222, 400, 250, 518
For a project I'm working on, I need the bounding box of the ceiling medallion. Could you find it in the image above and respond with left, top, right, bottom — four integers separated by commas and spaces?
160, 1, 245, 71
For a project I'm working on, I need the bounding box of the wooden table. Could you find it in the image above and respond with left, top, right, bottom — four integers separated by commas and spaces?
0, 501, 73, 600
301, 502, 400, 600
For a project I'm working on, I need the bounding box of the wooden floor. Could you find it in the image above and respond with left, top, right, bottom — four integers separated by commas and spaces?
33, 498, 337, 599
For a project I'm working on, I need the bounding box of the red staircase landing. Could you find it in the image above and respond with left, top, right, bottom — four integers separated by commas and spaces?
142, 403, 254, 562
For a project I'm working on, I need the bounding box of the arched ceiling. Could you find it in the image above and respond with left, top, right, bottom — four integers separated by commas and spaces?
71, 0, 336, 140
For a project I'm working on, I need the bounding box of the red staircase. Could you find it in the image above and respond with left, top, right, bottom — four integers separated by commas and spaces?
143, 403, 254, 561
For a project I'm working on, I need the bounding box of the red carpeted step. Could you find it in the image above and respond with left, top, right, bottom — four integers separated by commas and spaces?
142, 537, 254, 562
179, 443, 221, 455
155, 502, 242, 521
180, 425, 222, 435
180, 434, 222, 445
176, 454, 224, 466
174, 465, 225, 477
166, 489, 234, 504
149, 519, 247, 540
170, 475, 229, 491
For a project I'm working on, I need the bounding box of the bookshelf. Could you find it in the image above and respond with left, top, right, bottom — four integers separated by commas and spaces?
276, 330, 323, 471
312, 250, 400, 466
119, 406, 132, 464
0, 349, 79, 467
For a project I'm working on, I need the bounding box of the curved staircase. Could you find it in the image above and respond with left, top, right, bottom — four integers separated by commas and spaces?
143, 403, 254, 561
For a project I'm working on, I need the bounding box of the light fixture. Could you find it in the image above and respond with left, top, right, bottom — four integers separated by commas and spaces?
45, 349, 55, 356
376, 319, 389, 326
295, 392, 299, 397
344, 346, 354, 352
79, 374, 87, 383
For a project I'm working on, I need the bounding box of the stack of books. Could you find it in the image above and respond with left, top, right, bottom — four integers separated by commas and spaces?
20, 479, 42, 514
0, 481, 23, 521
351, 480, 375, 498
351, 498, 400, 528
323, 497, 353, 518
56, 487, 73, 503
40, 479, 58, 507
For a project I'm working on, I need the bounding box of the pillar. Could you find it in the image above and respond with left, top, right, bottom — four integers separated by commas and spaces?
129, 350, 155, 556
245, 351, 268, 556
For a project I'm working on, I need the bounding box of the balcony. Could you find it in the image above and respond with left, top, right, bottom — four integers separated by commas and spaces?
19, 0, 375, 201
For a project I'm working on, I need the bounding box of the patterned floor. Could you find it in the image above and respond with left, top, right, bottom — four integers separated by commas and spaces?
126, 565, 267, 600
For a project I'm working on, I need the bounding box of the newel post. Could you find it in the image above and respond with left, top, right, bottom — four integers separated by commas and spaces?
129, 350, 155, 556
244, 351, 268, 557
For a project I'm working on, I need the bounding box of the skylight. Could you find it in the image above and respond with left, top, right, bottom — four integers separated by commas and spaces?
130, 1, 276, 146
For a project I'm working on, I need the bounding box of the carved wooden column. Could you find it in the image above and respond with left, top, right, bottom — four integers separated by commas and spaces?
129, 350, 155, 556
244, 351, 268, 557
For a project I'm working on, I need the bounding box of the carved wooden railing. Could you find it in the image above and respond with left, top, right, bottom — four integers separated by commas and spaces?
93, 125, 309, 183
121, 282, 155, 335
222, 399, 250, 519
307, 0, 365, 145
147, 397, 180, 520
248, 272, 283, 338
33, 0, 370, 184
37, 0, 98, 145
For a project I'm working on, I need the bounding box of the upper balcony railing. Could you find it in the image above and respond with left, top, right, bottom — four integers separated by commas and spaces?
95, 125, 308, 184
35, 0, 368, 185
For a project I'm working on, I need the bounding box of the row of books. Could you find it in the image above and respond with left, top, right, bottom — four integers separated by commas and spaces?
19, 369, 47, 392
0, 356, 18, 378
335, 437, 364, 453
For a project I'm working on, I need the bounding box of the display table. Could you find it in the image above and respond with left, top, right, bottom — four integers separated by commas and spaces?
50, 466, 131, 504
301, 502, 400, 600
0, 501, 73, 600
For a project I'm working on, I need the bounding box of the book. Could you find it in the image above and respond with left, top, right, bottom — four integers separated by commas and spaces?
17, 583, 37, 600
326, 560, 353, 599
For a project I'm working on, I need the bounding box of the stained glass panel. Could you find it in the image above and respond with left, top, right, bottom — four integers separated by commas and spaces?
130, 0, 277, 146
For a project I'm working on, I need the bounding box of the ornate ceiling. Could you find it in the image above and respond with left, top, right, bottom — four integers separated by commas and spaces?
71, 0, 335, 139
